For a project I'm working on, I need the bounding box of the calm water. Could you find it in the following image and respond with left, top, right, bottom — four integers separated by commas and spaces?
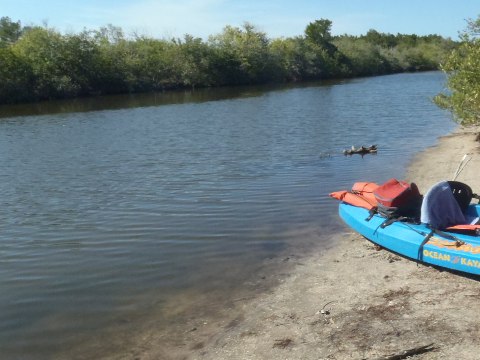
0, 72, 455, 359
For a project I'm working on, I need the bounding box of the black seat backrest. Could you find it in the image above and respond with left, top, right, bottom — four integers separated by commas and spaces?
447, 181, 473, 212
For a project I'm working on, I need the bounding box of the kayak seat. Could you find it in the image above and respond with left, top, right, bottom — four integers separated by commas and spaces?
420, 181, 466, 229
447, 181, 473, 213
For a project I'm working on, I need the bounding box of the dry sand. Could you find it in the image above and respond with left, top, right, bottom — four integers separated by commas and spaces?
134, 127, 480, 360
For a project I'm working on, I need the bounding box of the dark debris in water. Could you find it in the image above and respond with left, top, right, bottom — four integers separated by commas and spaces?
343, 144, 377, 156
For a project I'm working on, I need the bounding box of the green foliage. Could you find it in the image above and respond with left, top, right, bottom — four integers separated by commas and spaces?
175, 35, 213, 88
305, 19, 334, 51
434, 17, 480, 125
208, 23, 272, 85
0, 46, 33, 102
12, 26, 76, 99
124, 37, 177, 91
363, 30, 397, 48
0, 18, 457, 105
302, 19, 351, 79
334, 37, 388, 76
0, 17, 22, 47
269, 37, 304, 81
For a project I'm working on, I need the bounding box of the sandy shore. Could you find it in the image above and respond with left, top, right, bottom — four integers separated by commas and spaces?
133, 127, 480, 360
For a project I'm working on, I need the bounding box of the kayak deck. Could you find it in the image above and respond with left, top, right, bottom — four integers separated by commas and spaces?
339, 202, 480, 275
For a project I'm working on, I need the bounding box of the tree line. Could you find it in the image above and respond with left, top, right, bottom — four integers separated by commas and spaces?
0, 17, 457, 105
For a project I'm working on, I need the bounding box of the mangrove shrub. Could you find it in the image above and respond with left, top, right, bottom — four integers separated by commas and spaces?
435, 17, 480, 126
0, 17, 457, 105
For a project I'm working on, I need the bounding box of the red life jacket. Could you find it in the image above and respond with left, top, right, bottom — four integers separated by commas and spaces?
373, 178, 422, 218
374, 178, 420, 208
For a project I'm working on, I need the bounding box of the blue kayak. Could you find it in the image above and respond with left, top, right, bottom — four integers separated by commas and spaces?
339, 202, 480, 275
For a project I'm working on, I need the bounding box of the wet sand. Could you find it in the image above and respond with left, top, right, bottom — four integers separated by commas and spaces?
132, 127, 480, 360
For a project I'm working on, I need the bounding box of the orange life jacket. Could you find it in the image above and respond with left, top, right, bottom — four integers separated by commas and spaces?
330, 182, 379, 210
446, 224, 480, 235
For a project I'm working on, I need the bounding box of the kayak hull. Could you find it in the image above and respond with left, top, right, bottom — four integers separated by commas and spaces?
339, 202, 480, 275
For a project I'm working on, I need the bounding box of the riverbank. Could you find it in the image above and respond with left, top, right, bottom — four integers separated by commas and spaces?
136, 126, 480, 359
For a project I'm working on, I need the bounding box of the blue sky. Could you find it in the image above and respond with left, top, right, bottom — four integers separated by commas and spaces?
2, 0, 478, 40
